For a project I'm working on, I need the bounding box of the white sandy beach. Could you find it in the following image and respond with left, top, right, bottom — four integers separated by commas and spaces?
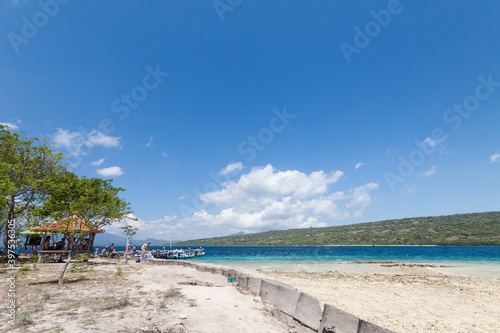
2, 260, 499, 333
261, 264, 500, 333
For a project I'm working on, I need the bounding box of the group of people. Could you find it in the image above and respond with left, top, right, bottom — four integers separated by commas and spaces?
94, 242, 153, 259
41, 235, 92, 251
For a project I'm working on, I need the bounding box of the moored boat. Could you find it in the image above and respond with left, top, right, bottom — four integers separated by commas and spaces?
153, 247, 205, 259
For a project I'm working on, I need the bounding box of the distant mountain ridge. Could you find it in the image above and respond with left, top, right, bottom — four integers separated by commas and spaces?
172, 212, 500, 246
93, 233, 179, 247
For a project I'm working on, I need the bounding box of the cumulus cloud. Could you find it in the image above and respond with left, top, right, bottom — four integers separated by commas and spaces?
219, 162, 244, 175
111, 166, 379, 241
178, 195, 186, 200
0, 122, 19, 129
201, 165, 344, 207
422, 165, 437, 177
145, 136, 153, 148
178, 164, 378, 235
96, 166, 124, 177
490, 154, 500, 163
53, 128, 120, 157
90, 158, 105, 166
355, 162, 364, 170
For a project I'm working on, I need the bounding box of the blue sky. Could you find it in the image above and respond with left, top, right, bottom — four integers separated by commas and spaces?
1, 0, 499, 241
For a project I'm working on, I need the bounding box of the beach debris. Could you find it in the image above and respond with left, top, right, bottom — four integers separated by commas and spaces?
162, 323, 186, 333
178, 279, 213, 287
179, 314, 187, 319
381, 263, 438, 268
356, 261, 396, 264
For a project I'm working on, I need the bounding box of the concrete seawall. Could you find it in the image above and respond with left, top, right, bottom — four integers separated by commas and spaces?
140, 258, 397, 333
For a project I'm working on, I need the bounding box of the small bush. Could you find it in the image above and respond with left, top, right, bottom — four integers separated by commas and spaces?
164, 285, 182, 299
95, 297, 130, 311
16, 310, 33, 327
77, 253, 89, 262
68, 262, 79, 273
115, 267, 123, 276
18, 266, 31, 275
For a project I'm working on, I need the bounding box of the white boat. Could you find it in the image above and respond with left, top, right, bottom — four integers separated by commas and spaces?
154, 247, 205, 259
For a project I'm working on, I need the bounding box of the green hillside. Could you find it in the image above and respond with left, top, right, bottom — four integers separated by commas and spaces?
174, 212, 500, 246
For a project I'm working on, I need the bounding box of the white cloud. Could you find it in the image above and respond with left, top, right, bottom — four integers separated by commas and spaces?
105, 166, 379, 241
179, 164, 377, 235
355, 162, 364, 170
0, 122, 19, 129
178, 195, 186, 200
422, 165, 437, 177
90, 158, 105, 166
87, 131, 120, 147
219, 162, 244, 175
161, 152, 168, 158
145, 136, 153, 148
53, 128, 120, 157
490, 154, 500, 163
201, 165, 344, 207
96, 166, 124, 177
163, 215, 177, 222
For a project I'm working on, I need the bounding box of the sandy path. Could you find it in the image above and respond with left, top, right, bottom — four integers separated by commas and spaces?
1, 261, 291, 333
261, 265, 500, 333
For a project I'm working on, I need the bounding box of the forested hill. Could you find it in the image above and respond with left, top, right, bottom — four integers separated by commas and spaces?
174, 212, 500, 246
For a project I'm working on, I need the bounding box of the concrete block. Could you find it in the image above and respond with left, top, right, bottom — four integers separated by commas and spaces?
182, 262, 190, 267
196, 265, 207, 272
319, 304, 360, 333
293, 293, 322, 331
259, 279, 280, 304
293, 319, 318, 333
246, 277, 262, 295
227, 269, 237, 278
189, 263, 197, 268
237, 275, 248, 289
358, 320, 397, 333
275, 285, 301, 316
272, 308, 294, 325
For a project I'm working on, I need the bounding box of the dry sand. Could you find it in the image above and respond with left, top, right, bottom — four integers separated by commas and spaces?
2, 260, 499, 333
1, 260, 290, 333
261, 265, 500, 333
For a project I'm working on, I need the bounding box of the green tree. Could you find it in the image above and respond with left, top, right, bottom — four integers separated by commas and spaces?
119, 222, 138, 257
35, 171, 132, 285
0, 125, 64, 248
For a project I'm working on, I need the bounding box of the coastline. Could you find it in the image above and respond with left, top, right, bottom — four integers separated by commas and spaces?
4, 258, 499, 333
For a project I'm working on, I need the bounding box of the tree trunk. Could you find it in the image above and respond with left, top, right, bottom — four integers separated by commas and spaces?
59, 236, 76, 285
58, 251, 73, 285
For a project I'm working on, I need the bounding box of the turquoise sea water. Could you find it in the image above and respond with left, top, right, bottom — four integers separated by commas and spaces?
12, 245, 500, 277
140, 245, 500, 278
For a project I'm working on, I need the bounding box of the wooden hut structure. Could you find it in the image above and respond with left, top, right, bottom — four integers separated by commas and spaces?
31, 215, 104, 253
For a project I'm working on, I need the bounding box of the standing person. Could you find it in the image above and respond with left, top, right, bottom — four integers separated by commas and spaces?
109, 243, 115, 254
141, 242, 151, 257
131, 245, 137, 256
94, 247, 99, 256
